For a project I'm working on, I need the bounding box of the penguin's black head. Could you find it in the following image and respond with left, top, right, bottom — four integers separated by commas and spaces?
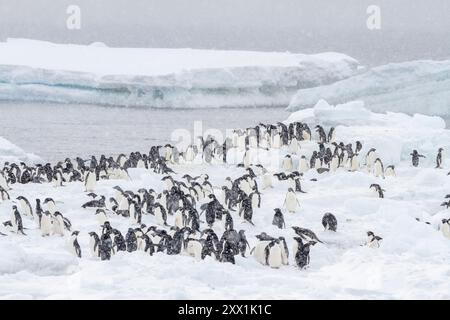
88, 232, 96, 236
442, 219, 448, 224
12, 205, 17, 210
72, 231, 80, 236
367, 231, 374, 237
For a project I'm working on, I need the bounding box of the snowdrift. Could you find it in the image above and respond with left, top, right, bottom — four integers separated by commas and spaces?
287, 60, 450, 116
0, 39, 361, 108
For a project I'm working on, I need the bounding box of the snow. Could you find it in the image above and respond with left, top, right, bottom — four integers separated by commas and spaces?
0, 136, 41, 165
287, 60, 450, 116
0, 38, 361, 108
1, 102, 450, 299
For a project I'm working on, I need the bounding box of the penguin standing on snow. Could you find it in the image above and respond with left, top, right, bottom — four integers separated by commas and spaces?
284, 188, 300, 213
281, 155, 293, 172
373, 158, 385, 179
16, 196, 33, 218
84, 169, 97, 193
237, 230, 250, 257
88, 231, 100, 258
40, 211, 53, 236
239, 196, 255, 225
126, 228, 138, 252
410, 150, 426, 167
0, 186, 10, 201
322, 212, 337, 231
385, 165, 396, 177
10, 205, 26, 235
272, 208, 285, 229
293, 237, 316, 269
69, 231, 82, 258
436, 148, 444, 169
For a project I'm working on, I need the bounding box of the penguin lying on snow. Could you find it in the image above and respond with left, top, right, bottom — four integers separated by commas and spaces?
322, 213, 337, 232
370, 184, 385, 198
365, 231, 382, 248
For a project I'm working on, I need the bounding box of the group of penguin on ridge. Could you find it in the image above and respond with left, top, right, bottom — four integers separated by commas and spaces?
0, 119, 449, 270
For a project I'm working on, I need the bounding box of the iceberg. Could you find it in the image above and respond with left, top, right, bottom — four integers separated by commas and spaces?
286, 99, 450, 165
287, 60, 450, 116
0, 136, 42, 165
0, 39, 361, 108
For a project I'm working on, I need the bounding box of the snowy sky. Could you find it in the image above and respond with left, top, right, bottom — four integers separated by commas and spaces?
1, 0, 449, 66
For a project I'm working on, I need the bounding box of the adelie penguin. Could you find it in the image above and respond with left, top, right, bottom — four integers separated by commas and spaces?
366, 231, 382, 248
16, 196, 33, 218
84, 168, 97, 193
272, 208, 285, 229
410, 150, 426, 167
293, 237, 316, 269
68, 231, 82, 258
385, 165, 396, 177
440, 219, 450, 239
10, 205, 26, 235
88, 231, 101, 258
284, 188, 300, 213
436, 148, 444, 169
292, 226, 323, 244
373, 158, 385, 179
370, 184, 385, 198
322, 213, 337, 232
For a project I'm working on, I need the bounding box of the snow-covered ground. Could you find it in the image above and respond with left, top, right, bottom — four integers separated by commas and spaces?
0, 39, 360, 108
288, 60, 450, 117
1, 101, 450, 299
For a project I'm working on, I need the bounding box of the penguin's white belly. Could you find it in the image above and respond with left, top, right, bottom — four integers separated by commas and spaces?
52, 218, 64, 236
282, 159, 293, 172
285, 193, 298, 212
0, 174, 8, 189
251, 195, 259, 208
314, 158, 322, 169
187, 241, 202, 260
41, 216, 53, 236
174, 211, 184, 228
299, 160, 309, 173
289, 140, 299, 154
385, 168, 395, 177
249, 136, 258, 149
253, 241, 270, 265
351, 157, 360, 171
368, 239, 380, 248
85, 174, 96, 192
262, 174, 273, 189
330, 157, 339, 172
374, 163, 383, 177
47, 203, 56, 214
441, 223, 450, 239
155, 208, 165, 225
272, 135, 281, 149
89, 238, 99, 258
267, 244, 283, 269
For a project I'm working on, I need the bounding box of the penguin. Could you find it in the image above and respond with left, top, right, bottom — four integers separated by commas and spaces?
82, 195, 106, 209
95, 209, 108, 225
349, 154, 360, 172
125, 228, 138, 252
293, 237, 316, 269
436, 148, 444, 169
322, 212, 337, 231
40, 211, 53, 236
44, 198, 57, 214
16, 196, 33, 218
263, 240, 284, 269
249, 191, 261, 209
292, 226, 323, 243
237, 230, 250, 257
261, 169, 273, 190
373, 158, 385, 178
0, 171, 10, 190
385, 165, 396, 177
281, 155, 293, 172
84, 169, 97, 193
366, 231, 382, 248
410, 150, 426, 167
440, 219, 450, 239
238, 196, 255, 225
370, 184, 385, 198
284, 188, 300, 213
52, 212, 66, 236
0, 186, 10, 201
330, 154, 340, 172
10, 205, 26, 235
153, 203, 168, 226
68, 231, 82, 258
88, 231, 101, 258
298, 155, 309, 174
365, 148, 377, 170
272, 208, 285, 229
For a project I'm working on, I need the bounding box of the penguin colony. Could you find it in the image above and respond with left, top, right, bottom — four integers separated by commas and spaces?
0, 121, 448, 271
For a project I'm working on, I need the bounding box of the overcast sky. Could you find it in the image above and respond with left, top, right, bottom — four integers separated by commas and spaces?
1, 0, 449, 66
